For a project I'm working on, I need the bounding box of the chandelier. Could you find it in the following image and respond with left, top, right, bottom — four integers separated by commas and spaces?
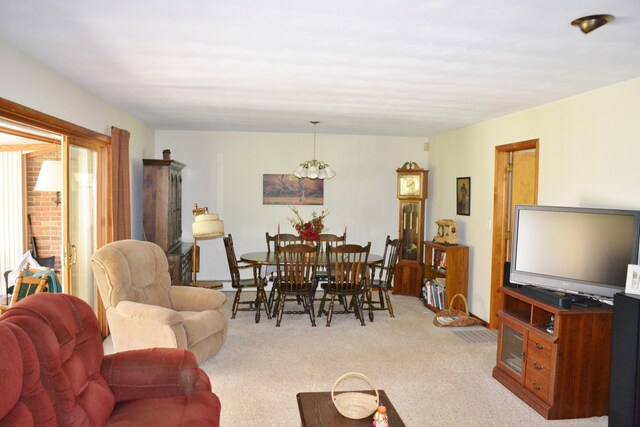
293, 121, 336, 180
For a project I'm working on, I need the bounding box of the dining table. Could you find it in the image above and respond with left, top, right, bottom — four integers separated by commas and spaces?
240, 251, 383, 267
241, 250, 384, 323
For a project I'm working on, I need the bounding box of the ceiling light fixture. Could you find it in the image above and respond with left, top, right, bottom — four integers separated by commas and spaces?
293, 121, 335, 180
571, 14, 614, 34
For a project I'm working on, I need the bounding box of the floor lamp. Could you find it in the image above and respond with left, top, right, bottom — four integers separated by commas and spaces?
192, 204, 224, 287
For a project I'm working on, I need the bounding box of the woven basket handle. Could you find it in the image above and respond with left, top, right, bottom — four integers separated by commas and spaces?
449, 293, 469, 315
331, 372, 379, 402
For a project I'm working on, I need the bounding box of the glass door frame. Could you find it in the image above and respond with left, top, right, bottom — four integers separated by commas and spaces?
496, 315, 528, 385
62, 136, 109, 303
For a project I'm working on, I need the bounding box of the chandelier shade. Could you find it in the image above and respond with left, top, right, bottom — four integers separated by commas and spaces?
293, 121, 335, 180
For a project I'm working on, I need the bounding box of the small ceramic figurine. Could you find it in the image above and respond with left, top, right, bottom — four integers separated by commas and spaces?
372, 405, 389, 427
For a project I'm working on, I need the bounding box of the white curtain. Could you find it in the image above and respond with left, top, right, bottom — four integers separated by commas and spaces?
0, 152, 24, 300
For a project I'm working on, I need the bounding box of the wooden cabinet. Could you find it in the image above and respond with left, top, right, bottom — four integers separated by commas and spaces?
143, 159, 193, 285
493, 287, 613, 420
393, 164, 428, 296
421, 242, 468, 312
167, 243, 194, 286
143, 159, 184, 252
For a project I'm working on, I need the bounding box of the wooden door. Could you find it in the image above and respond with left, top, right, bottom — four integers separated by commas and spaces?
489, 140, 539, 328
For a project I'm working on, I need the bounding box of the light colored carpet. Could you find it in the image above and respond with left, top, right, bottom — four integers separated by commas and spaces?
104, 293, 607, 427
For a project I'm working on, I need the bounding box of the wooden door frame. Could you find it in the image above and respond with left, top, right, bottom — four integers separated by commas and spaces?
489, 139, 539, 328
0, 97, 112, 334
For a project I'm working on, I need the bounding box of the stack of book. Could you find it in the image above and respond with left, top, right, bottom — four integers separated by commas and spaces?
429, 249, 447, 273
421, 277, 446, 309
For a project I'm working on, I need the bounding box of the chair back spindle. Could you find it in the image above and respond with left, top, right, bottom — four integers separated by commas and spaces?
273, 243, 319, 326
0, 271, 49, 313
327, 243, 370, 292
223, 234, 270, 322
265, 232, 302, 253
374, 236, 402, 286
365, 236, 402, 318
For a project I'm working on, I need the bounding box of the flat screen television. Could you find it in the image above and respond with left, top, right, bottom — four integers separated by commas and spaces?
509, 205, 640, 300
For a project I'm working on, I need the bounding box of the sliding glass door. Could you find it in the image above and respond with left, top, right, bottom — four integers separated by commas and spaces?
63, 142, 98, 310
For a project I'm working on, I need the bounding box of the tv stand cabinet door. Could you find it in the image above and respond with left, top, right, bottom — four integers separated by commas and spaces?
496, 316, 527, 384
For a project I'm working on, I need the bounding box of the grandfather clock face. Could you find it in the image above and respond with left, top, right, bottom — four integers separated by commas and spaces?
398, 173, 422, 198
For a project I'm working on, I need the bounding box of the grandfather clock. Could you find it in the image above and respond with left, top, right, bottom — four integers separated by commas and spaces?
394, 162, 428, 296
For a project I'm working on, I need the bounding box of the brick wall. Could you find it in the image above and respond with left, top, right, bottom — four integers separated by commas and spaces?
26, 152, 62, 271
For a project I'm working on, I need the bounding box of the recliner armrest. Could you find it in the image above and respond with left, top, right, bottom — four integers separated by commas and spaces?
115, 301, 182, 325
169, 286, 226, 312
101, 348, 212, 402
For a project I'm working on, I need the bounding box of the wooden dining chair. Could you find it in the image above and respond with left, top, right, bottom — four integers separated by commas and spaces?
273, 244, 319, 327
313, 232, 347, 300
318, 233, 346, 252
317, 243, 371, 326
265, 232, 302, 252
265, 232, 302, 311
364, 236, 401, 318
223, 234, 270, 323
0, 271, 49, 313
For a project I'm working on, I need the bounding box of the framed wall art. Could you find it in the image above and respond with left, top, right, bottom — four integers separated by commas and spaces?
456, 177, 470, 216
626, 264, 640, 296
263, 174, 324, 205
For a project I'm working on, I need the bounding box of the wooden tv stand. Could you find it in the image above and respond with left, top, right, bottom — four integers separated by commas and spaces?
492, 287, 613, 419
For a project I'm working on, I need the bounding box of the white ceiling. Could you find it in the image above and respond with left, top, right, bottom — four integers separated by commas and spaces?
1, 1, 639, 137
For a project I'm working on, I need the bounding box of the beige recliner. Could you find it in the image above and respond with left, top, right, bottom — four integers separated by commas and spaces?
91, 239, 227, 363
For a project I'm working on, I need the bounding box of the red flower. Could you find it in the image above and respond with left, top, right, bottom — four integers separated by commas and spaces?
289, 207, 328, 242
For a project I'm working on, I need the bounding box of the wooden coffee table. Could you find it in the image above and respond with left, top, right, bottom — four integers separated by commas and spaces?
296, 389, 405, 426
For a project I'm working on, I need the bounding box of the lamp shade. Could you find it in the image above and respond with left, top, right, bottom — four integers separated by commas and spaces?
307, 164, 318, 179
34, 160, 62, 192
293, 164, 306, 178
324, 165, 336, 179
192, 213, 224, 239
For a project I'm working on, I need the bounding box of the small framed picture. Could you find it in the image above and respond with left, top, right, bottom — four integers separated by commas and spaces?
456, 177, 471, 216
626, 264, 640, 296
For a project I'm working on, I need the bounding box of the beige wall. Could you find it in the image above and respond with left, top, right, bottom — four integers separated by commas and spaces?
155, 131, 427, 284
0, 39, 155, 240
5, 35, 638, 315
428, 77, 640, 321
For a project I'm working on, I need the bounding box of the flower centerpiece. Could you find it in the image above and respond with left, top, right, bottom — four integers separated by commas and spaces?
289, 206, 328, 242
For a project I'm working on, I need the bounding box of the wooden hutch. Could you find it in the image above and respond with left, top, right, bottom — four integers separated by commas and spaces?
143, 158, 193, 285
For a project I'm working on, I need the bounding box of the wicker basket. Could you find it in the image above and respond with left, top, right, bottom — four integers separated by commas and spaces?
331, 372, 379, 419
433, 294, 483, 327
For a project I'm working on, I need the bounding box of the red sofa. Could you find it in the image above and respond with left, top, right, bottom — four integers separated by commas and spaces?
0, 293, 221, 426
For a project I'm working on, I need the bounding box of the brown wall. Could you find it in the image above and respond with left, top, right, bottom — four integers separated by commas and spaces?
26, 152, 62, 271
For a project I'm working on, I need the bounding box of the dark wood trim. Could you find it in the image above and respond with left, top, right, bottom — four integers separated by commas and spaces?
0, 97, 113, 336
0, 144, 52, 152
0, 125, 61, 144
0, 97, 110, 143
25, 146, 60, 158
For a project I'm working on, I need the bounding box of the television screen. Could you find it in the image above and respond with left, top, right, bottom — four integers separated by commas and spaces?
510, 205, 640, 299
